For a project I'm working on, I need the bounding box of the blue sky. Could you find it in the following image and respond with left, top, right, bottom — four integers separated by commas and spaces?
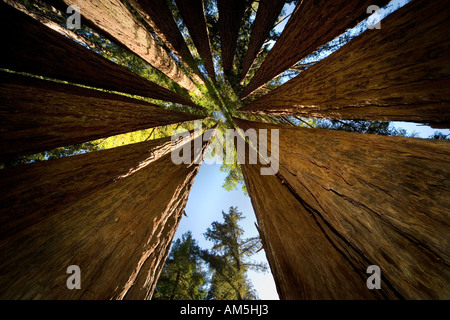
174, 161, 279, 300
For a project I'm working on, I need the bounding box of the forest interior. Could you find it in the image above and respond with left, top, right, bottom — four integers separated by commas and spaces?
0, 0, 449, 302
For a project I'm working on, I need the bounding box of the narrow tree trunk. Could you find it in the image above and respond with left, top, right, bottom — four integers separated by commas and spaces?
175, 0, 216, 81
0, 72, 203, 160
240, 0, 391, 99
240, 1, 450, 128
0, 132, 209, 299
128, 0, 205, 85
61, 0, 199, 94
217, 0, 247, 74
239, 0, 285, 81
0, 3, 199, 108
235, 118, 450, 299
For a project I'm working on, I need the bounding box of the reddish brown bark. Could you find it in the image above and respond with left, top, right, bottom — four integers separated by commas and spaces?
241, 162, 384, 299
0, 3, 199, 108
240, 0, 285, 81
0, 133, 209, 299
217, 0, 247, 74
175, 0, 216, 81
240, 1, 450, 128
129, 0, 205, 85
0, 72, 203, 160
235, 118, 450, 299
62, 0, 199, 94
240, 0, 391, 99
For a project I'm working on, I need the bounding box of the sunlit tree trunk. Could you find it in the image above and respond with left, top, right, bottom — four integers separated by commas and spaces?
0, 3, 199, 108
61, 0, 200, 94
240, 0, 390, 99
235, 118, 450, 299
0, 133, 209, 299
128, 0, 205, 85
0, 72, 203, 160
240, 1, 450, 128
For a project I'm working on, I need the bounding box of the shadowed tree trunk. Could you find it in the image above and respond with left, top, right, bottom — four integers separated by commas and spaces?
241, 162, 388, 299
61, 0, 200, 94
0, 132, 210, 299
240, 0, 391, 99
175, 0, 216, 81
0, 72, 204, 160
240, 0, 450, 128
235, 118, 450, 299
128, 0, 205, 85
239, 0, 285, 81
0, 2, 199, 108
217, 0, 247, 75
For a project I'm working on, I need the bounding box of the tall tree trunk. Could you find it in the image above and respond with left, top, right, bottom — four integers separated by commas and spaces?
175, 0, 216, 81
128, 0, 205, 85
241, 162, 385, 299
0, 72, 203, 160
217, 0, 247, 74
0, 132, 210, 299
240, 0, 450, 128
235, 118, 450, 299
0, 3, 199, 108
240, 0, 391, 99
239, 0, 285, 81
61, 0, 200, 94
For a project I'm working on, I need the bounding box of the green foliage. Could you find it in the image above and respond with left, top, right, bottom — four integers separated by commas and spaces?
315, 119, 420, 137
220, 163, 247, 196
0, 142, 99, 169
153, 232, 208, 300
428, 131, 450, 140
154, 206, 265, 300
201, 206, 266, 300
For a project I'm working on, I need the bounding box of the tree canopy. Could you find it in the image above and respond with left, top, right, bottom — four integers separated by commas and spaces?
154, 207, 266, 300
153, 231, 208, 300
201, 206, 266, 300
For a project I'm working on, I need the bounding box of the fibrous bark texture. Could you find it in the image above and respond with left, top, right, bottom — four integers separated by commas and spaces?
61, 0, 199, 94
240, 0, 391, 99
240, 0, 450, 128
0, 133, 209, 299
241, 162, 383, 299
217, 0, 247, 74
239, 0, 285, 81
129, 0, 205, 85
175, 0, 216, 81
0, 2, 198, 108
235, 118, 450, 299
0, 72, 203, 160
